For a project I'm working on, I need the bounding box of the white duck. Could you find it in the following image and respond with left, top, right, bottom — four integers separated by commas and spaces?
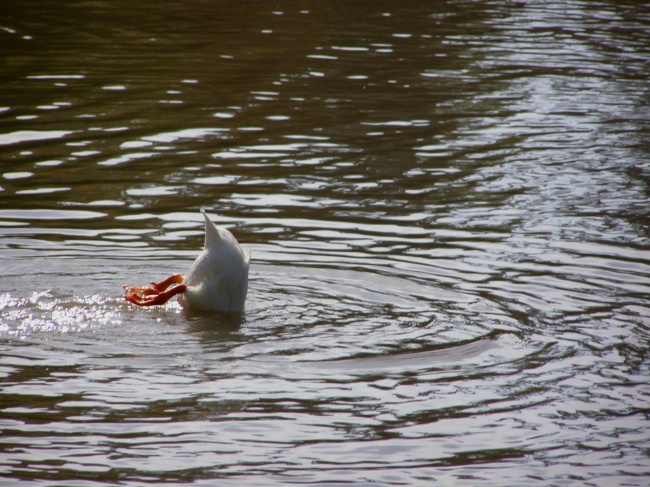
123, 209, 251, 312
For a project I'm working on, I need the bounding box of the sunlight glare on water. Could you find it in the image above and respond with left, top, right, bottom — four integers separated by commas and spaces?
1, 0, 650, 485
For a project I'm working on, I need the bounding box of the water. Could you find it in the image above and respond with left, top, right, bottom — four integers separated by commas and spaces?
1, 0, 650, 485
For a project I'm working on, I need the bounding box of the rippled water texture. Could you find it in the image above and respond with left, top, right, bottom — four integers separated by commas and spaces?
2, 1, 650, 485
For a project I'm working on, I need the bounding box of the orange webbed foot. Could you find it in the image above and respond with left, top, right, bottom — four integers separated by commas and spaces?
123, 274, 186, 307
150, 274, 184, 292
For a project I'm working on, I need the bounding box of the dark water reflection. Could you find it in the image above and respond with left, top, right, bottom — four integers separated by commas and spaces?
2, 0, 650, 485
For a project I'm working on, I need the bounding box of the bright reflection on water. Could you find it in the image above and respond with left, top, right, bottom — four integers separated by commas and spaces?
1, 0, 650, 485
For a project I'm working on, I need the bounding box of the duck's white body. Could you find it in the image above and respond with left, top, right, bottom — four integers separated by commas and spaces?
124, 210, 250, 313
179, 210, 251, 312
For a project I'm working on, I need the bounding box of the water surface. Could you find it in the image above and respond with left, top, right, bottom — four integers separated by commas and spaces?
1, 1, 650, 485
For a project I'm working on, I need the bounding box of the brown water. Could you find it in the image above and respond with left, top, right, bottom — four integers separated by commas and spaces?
2, 1, 650, 485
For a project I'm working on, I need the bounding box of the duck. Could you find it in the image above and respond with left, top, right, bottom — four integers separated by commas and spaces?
123, 209, 251, 312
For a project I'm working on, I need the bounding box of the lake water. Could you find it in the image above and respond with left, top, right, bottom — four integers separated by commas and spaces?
1, 1, 650, 485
